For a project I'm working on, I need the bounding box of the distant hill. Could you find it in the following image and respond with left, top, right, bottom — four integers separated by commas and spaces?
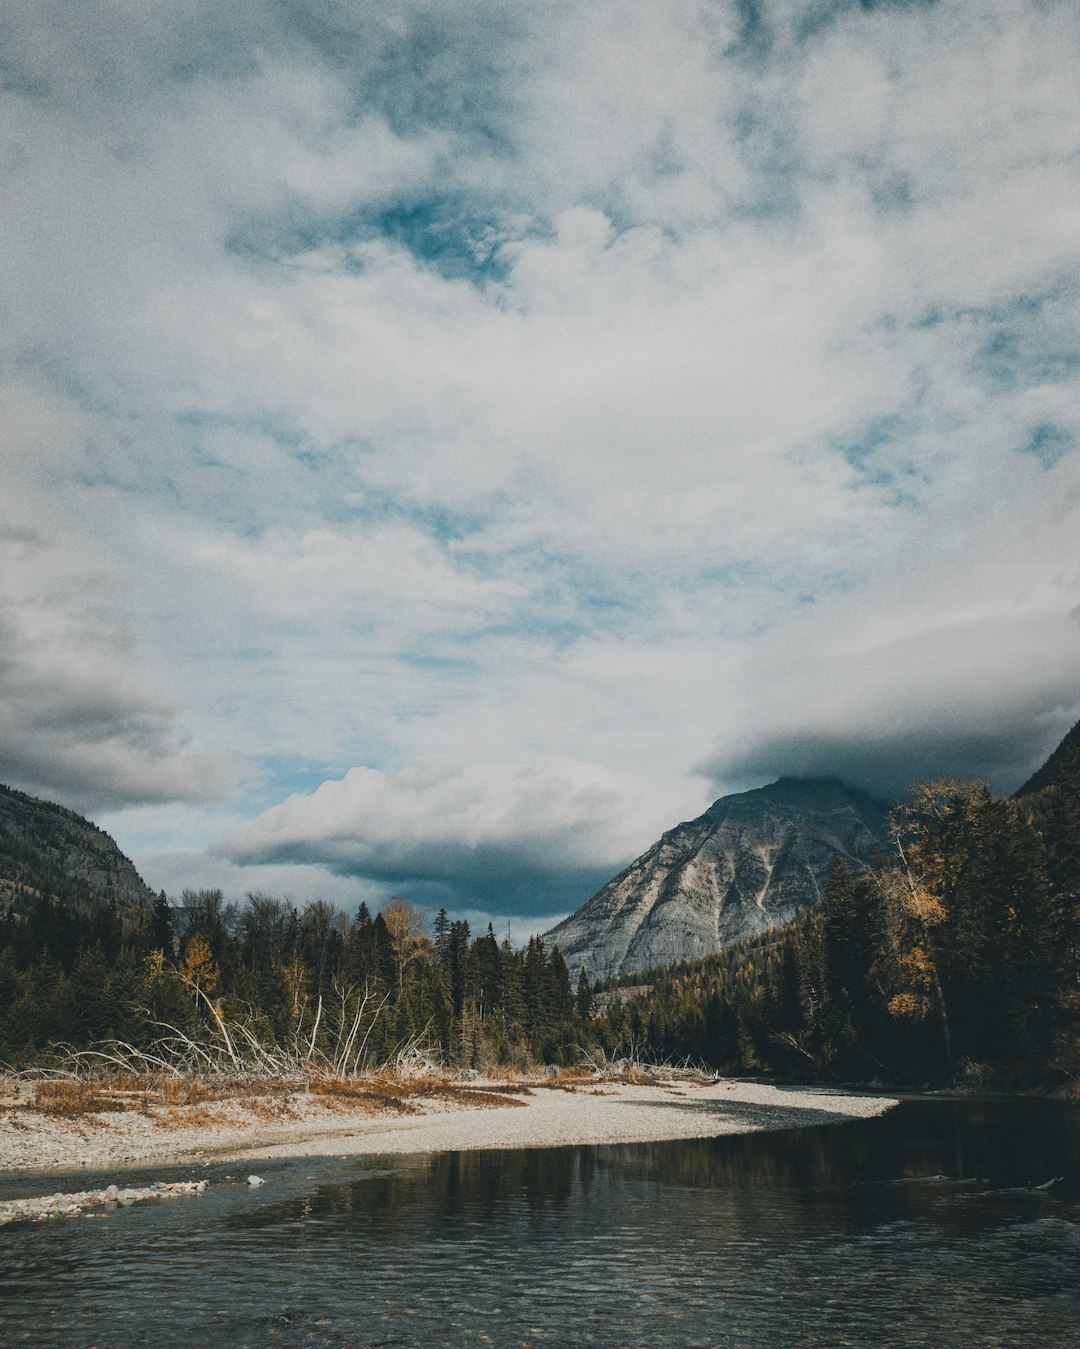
1014, 718, 1080, 797
545, 777, 889, 980
0, 782, 156, 921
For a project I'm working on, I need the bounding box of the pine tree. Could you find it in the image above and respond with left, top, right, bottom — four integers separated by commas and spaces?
575, 966, 594, 1019
151, 891, 175, 957
433, 908, 451, 967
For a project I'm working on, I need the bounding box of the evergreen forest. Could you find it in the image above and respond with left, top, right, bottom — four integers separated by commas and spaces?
0, 888, 594, 1072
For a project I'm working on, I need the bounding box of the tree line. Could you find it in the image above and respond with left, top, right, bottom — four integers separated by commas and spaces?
0, 888, 598, 1071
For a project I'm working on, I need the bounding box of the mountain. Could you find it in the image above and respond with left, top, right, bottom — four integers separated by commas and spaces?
0, 782, 156, 920
545, 777, 890, 980
1013, 718, 1080, 797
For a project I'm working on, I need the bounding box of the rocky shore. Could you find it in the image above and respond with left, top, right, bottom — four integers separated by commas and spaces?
0, 1075, 898, 1179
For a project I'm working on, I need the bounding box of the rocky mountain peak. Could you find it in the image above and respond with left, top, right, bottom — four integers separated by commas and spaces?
545, 777, 890, 980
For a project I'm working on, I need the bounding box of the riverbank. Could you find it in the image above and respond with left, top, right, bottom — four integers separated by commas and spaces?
0, 1073, 898, 1176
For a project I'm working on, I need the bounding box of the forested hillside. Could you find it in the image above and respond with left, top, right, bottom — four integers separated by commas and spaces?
598, 743, 1079, 1087
0, 783, 155, 922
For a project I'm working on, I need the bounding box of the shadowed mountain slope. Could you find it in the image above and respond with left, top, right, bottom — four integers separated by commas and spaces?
1014, 718, 1080, 797
0, 782, 155, 920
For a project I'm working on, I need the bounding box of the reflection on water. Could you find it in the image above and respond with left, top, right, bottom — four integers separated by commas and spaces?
1, 1100, 1078, 1347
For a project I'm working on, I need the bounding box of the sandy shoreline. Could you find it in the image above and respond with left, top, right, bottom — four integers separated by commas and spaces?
0, 1077, 898, 1181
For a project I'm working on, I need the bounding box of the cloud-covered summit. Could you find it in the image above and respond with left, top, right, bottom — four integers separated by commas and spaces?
2, 1, 1078, 919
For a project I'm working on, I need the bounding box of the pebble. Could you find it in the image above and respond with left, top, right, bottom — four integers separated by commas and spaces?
0, 1179, 209, 1226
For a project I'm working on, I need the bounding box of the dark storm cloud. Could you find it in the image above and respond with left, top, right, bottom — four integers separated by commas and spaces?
223, 833, 614, 917
0, 605, 243, 814
709, 715, 1070, 805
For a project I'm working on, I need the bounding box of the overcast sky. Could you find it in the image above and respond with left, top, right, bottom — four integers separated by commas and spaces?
2, 0, 1078, 934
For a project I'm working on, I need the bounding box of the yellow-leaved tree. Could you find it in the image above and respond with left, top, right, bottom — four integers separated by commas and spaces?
179, 932, 219, 1000
382, 898, 430, 997
875, 780, 988, 1067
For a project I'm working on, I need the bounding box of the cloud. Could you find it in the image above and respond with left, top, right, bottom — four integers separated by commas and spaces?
217, 759, 677, 915
1, 2, 1078, 917
696, 494, 1080, 800
0, 590, 245, 815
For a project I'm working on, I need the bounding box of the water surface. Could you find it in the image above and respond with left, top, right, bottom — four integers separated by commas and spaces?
1, 1099, 1077, 1347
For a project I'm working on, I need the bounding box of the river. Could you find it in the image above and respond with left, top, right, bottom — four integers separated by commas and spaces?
1, 1098, 1077, 1346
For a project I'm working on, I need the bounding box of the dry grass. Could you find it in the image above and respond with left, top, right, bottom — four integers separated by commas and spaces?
33, 1081, 123, 1117
245, 1095, 299, 1123
305, 1073, 419, 1116
306, 1072, 531, 1114
30, 1071, 293, 1120
531, 1067, 594, 1091
155, 1105, 234, 1129
23, 1068, 533, 1126
534, 1065, 670, 1090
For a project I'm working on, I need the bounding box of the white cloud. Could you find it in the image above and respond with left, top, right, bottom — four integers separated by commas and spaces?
218, 758, 704, 914
1, 1, 1078, 916
698, 488, 1080, 799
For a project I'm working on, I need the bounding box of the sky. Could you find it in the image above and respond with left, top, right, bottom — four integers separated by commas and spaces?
2, 0, 1079, 936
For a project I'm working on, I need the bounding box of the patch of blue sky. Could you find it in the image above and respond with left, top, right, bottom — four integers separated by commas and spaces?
342, 483, 503, 552
1019, 423, 1072, 471
343, 23, 518, 148
796, 0, 939, 37
170, 408, 369, 529
395, 649, 482, 679
878, 484, 923, 513
463, 576, 645, 649
729, 111, 802, 224
175, 404, 307, 453
457, 611, 592, 655
534, 564, 649, 618
727, 0, 775, 65
977, 328, 1080, 393
245, 755, 355, 812
577, 589, 641, 622
693, 557, 775, 591
855, 0, 940, 12
868, 169, 915, 214
371, 197, 514, 282
263, 0, 524, 155
16, 345, 121, 418
829, 414, 918, 490
696, 556, 862, 613
911, 303, 945, 330
0, 53, 52, 100
911, 289, 1073, 359
973, 291, 1057, 323
227, 191, 523, 288
893, 285, 1080, 397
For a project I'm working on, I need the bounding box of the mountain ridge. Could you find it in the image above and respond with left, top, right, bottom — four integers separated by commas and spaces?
545, 776, 890, 980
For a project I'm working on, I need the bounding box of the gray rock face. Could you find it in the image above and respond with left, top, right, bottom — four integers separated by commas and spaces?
545, 778, 890, 980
